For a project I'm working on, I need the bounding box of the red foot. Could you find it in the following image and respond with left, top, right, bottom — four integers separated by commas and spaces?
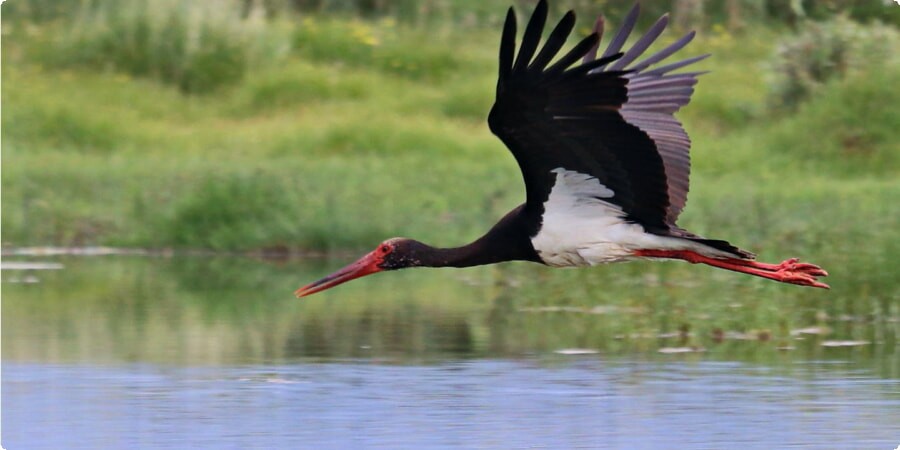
634, 250, 830, 289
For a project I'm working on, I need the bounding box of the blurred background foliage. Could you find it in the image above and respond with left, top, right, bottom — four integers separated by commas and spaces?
5, 0, 898, 96
8, 0, 900, 26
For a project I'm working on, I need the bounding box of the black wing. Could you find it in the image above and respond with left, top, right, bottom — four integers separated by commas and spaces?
488, 1, 707, 230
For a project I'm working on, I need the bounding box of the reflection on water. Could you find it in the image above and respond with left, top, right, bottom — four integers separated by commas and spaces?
2, 256, 899, 449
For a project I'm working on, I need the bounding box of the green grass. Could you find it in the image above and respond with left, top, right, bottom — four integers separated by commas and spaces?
34, 0, 288, 94
292, 17, 472, 81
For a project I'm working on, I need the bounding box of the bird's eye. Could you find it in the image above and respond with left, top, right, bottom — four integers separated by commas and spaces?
379, 245, 390, 254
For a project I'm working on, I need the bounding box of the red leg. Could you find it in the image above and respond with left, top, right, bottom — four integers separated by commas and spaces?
634, 249, 830, 289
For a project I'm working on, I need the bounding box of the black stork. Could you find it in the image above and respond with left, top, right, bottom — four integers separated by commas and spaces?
295, 1, 829, 298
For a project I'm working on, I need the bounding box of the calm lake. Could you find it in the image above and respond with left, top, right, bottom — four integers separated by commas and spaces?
3, 255, 898, 449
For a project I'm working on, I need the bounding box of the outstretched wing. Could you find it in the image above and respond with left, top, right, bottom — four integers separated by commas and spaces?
488, 1, 707, 230
584, 4, 708, 223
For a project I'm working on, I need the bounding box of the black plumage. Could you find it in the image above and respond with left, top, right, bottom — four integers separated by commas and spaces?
493, 4, 653, 221
294, 1, 830, 298
489, 0, 743, 254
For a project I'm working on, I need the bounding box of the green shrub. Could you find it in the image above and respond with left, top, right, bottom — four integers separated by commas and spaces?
165, 173, 298, 249
769, 15, 899, 109
50, 0, 286, 94
765, 68, 900, 174
2, 0, 82, 22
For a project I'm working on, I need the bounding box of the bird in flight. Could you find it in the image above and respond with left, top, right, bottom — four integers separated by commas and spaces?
295, 0, 828, 297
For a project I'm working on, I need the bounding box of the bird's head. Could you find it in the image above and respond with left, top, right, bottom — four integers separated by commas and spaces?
294, 237, 423, 298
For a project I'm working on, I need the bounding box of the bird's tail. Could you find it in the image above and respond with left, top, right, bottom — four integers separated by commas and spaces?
686, 237, 755, 260
660, 226, 755, 259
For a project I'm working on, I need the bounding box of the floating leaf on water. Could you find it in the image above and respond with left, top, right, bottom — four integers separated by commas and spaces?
264, 378, 299, 384
5, 276, 41, 284
657, 331, 693, 339
723, 331, 755, 341
821, 340, 870, 347
2, 247, 150, 256
1, 262, 64, 270
614, 332, 688, 340
237, 377, 300, 384
588, 305, 618, 315
585, 305, 648, 315
618, 306, 649, 315
554, 348, 599, 355
518, 305, 647, 315
790, 326, 830, 336
658, 347, 705, 354
518, 306, 587, 314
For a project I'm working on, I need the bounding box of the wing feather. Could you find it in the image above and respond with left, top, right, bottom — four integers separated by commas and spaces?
607, 14, 669, 71
599, 3, 639, 61
511, 0, 548, 73
584, 7, 709, 223
497, 8, 516, 82
490, 1, 707, 229
529, 11, 575, 73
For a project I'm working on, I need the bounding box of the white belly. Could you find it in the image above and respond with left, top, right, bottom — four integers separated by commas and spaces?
530, 168, 722, 267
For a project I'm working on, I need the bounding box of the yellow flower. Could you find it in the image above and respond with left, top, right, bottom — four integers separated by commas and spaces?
380, 17, 396, 28
350, 22, 380, 47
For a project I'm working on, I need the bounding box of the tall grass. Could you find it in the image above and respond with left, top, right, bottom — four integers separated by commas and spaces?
45, 0, 287, 93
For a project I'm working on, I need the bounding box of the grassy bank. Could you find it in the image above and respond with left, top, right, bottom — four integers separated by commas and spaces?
3, 4, 898, 264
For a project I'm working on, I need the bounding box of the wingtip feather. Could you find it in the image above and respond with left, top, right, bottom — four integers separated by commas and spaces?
608, 12, 670, 71
530, 9, 576, 73
600, 3, 640, 67
583, 15, 605, 64
498, 7, 517, 81
512, 0, 549, 73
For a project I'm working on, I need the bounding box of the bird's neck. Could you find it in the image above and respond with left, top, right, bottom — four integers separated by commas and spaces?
415, 240, 506, 268
412, 205, 541, 268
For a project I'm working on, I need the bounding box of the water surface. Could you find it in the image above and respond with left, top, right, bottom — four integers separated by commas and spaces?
3, 256, 898, 449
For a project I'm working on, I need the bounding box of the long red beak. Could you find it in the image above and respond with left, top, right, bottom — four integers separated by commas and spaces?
294, 251, 384, 298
